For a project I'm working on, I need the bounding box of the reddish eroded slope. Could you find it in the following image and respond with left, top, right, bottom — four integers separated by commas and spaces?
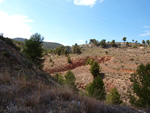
44, 56, 112, 74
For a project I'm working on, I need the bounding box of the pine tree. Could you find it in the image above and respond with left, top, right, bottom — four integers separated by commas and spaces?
24, 33, 44, 64
129, 64, 150, 107
90, 61, 100, 78
142, 40, 145, 45
54, 74, 64, 85
122, 37, 127, 42
65, 70, 76, 88
86, 76, 106, 100
146, 40, 150, 45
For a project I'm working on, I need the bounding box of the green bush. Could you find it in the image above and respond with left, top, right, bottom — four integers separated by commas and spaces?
49, 57, 53, 62
67, 55, 72, 64
126, 42, 130, 46
72, 43, 82, 54
133, 45, 137, 48
99, 39, 106, 48
90, 61, 100, 78
89, 39, 99, 46
86, 76, 106, 100
129, 64, 150, 107
65, 70, 76, 88
53, 46, 69, 55
106, 88, 122, 104
86, 58, 94, 65
54, 74, 64, 85
111, 40, 117, 47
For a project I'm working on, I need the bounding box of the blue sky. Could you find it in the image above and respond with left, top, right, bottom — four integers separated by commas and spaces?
0, 0, 150, 45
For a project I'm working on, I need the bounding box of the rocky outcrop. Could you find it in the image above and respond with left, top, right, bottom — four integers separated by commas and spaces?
45, 56, 111, 74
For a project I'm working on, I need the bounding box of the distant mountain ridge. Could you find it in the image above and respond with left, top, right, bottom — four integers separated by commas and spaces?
13, 37, 26, 42
13, 38, 63, 50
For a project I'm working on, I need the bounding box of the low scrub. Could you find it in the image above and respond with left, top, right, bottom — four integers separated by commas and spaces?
86, 58, 94, 65
106, 88, 122, 105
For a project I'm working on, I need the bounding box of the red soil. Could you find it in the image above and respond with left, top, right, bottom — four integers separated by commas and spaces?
44, 56, 112, 74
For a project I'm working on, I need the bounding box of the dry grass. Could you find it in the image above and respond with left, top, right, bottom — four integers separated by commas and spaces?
0, 73, 141, 113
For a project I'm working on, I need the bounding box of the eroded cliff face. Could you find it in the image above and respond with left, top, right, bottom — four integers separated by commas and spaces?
44, 56, 111, 74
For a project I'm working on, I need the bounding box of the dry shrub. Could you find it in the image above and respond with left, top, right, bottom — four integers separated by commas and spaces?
0, 73, 11, 84
25, 92, 40, 108
0, 73, 140, 113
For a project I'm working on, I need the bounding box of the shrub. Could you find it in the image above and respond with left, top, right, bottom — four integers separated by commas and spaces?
90, 61, 100, 78
89, 39, 99, 46
86, 58, 94, 65
99, 39, 106, 48
49, 57, 53, 62
72, 43, 82, 54
86, 76, 106, 100
105, 51, 109, 54
65, 70, 76, 88
126, 42, 130, 46
111, 40, 117, 47
133, 45, 137, 48
54, 74, 64, 85
129, 64, 150, 107
67, 55, 72, 64
53, 46, 69, 56
106, 88, 122, 104
130, 58, 134, 61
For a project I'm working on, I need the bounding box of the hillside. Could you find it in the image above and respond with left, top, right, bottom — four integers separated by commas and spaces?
13, 38, 63, 50
13, 37, 26, 42
43, 42, 63, 50
43, 45, 150, 105
0, 37, 142, 112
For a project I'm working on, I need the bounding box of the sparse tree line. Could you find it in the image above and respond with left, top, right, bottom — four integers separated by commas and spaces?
89, 38, 120, 48
88, 37, 150, 48
47, 43, 82, 55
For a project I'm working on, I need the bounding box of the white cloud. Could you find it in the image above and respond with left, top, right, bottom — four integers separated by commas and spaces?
0, 10, 33, 39
100, 0, 104, 3
74, 0, 103, 7
140, 30, 150, 37
143, 26, 150, 28
0, 0, 4, 3
74, 39, 85, 45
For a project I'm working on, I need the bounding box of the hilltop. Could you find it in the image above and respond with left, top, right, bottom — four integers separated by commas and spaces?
13, 38, 63, 50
